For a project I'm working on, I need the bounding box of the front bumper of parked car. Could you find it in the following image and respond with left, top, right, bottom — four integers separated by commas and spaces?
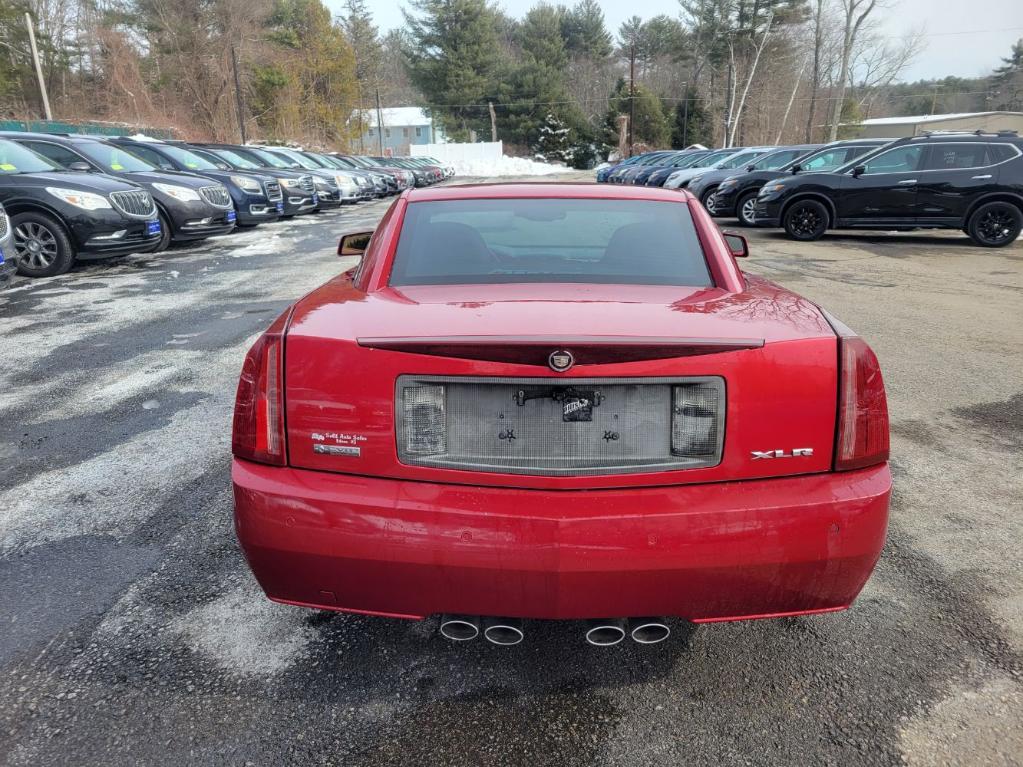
71, 210, 163, 256
234, 460, 891, 623
753, 196, 784, 227
0, 254, 16, 285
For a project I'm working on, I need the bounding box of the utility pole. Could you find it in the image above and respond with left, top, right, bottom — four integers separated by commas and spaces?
25, 13, 51, 121
723, 55, 734, 148
231, 45, 247, 144
628, 44, 636, 156
488, 101, 497, 143
681, 82, 690, 148
375, 88, 385, 156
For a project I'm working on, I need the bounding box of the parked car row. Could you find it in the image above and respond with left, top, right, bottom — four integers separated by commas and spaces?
597, 131, 1023, 247
0, 132, 454, 280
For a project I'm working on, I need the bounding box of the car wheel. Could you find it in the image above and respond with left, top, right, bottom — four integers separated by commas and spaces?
736, 192, 759, 226
154, 209, 172, 252
783, 199, 830, 241
966, 201, 1022, 248
11, 211, 75, 278
701, 187, 719, 213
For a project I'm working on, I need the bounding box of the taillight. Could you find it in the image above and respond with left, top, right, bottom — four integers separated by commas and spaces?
232, 330, 286, 466
835, 335, 889, 471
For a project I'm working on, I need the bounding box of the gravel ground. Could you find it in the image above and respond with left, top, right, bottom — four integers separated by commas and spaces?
0, 175, 1021, 766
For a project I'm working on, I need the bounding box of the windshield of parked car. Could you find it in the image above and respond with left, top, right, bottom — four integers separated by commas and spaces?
696, 150, 738, 168
241, 147, 292, 169
159, 144, 219, 171
752, 148, 811, 170
787, 144, 876, 172
0, 139, 59, 174
203, 147, 260, 170
716, 149, 768, 169
77, 142, 155, 173
271, 148, 321, 170
390, 198, 712, 287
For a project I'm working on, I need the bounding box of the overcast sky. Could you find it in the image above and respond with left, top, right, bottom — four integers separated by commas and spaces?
332, 0, 1023, 82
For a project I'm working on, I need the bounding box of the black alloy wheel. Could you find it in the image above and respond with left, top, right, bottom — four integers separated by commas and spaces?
783, 199, 829, 241
967, 201, 1022, 248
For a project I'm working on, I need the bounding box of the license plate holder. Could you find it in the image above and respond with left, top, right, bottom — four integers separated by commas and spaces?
226, 210, 237, 223
275, 201, 284, 214
146, 220, 161, 236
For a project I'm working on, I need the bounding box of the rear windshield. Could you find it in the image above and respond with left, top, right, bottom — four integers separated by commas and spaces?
390, 198, 712, 287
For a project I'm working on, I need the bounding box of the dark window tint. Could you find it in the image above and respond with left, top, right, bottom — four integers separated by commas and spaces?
923, 143, 989, 170
755, 149, 804, 169
861, 145, 923, 174
986, 143, 1019, 163
124, 144, 175, 171
24, 141, 85, 168
390, 199, 713, 287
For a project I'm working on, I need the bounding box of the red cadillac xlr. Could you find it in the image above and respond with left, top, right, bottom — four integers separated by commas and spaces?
232, 183, 891, 647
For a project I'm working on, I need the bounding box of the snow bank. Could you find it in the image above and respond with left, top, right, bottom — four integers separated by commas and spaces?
452, 155, 566, 177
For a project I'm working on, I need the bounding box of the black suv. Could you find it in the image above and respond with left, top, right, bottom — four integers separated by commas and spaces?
109, 138, 284, 226
712, 139, 892, 225
189, 144, 318, 216
755, 131, 1023, 247
0, 137, 162, 277
4, 132, 236, 250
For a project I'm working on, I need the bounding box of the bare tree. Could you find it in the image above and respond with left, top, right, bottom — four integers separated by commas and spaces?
826, 0, 879, 141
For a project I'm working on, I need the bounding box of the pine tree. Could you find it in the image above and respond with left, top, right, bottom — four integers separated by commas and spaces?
671, 87, 711, 147
990, 38, 1023, 111
340, 0, 383, 93
533, 112, 572, 163
403, 0, 506, 141
561, 0, 613, 59
606, 78, 669, 149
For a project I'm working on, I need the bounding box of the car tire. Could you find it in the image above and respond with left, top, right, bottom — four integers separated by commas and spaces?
154, 209, 172, 252
701, 187, 719, 213
966, 201, 1022, 248
736, 192, 759, 226
783, 199, 830, 241
11, 211, 76, 278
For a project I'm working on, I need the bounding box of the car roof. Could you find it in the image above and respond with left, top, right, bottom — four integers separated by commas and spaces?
406, 182, 692, 203
0, 131, 103, 144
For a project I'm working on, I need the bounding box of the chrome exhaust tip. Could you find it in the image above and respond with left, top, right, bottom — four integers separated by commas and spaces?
585, 618, 628, 646
630, 618, 671, 644
439, 614, 480, 641
483, 618, 524, 646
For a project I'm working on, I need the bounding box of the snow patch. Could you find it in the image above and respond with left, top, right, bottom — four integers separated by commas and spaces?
450, 155, 566, 177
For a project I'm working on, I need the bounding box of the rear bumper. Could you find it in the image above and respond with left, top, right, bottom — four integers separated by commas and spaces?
234, 461, 891, 622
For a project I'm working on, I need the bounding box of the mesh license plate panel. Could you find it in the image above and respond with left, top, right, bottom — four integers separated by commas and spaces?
396, 376, 725, 476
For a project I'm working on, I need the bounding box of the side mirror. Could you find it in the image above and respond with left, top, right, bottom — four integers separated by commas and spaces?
723, 232, 749, 258
68, 161, 92, 172
851, 165, 866, 178
215, 162, 231, 170
338, 231, 373, 257
789, 164, 802, 174
745, 165, 756, 172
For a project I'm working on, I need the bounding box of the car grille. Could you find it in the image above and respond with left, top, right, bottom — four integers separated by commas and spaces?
298, 175, 314, 192
199, 185, 232, 208
396, 376, 726, 476
109, 190, 157, 219
0, 208, 8, 240
264, 181, 283, 202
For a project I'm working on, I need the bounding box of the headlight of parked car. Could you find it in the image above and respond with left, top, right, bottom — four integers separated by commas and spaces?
335, 174, 353, 186
719, 179, 738, 189
761, 183, 787, 195
152, 183, 201, 201
277, 177, 299, 189
45, 187, 112, 210
690, 175, 705, 184
230, 175, 262, 193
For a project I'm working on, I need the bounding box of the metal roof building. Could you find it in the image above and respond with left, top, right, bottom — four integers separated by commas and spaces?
852, 111, 1023, 138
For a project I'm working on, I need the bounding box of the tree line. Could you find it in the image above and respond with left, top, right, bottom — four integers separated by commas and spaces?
1, 0, 1021, 161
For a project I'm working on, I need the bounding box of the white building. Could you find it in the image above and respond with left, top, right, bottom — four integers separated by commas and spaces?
357, 107, 446, 155
853, 111, 1023, 138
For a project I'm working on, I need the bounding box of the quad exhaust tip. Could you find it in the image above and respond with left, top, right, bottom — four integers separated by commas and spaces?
630, 618, 671, 644
439, 615, 480, 641
585, 618, 628, 646
483, 617, 524, 646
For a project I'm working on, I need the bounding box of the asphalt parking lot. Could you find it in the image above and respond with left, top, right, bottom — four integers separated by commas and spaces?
1, 176, 1021, 766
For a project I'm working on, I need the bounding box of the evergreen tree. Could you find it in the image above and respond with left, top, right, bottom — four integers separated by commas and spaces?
671, 87, 711, 147
340, 0, 383, 93
606, 78, 669, 149
560, 0, 613, 59
533, 112, 571, 162
991, 38, 1023, 111
403, 0, 506, 140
